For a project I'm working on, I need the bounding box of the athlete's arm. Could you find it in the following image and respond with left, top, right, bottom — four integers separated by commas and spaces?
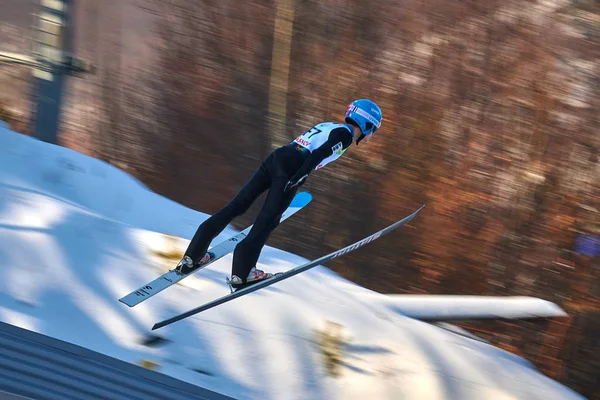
285, 127, 353, 191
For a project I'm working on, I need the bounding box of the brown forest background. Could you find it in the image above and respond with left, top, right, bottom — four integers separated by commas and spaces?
1, 0, 599, 397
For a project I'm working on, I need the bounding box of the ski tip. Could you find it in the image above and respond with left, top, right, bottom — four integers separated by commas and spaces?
291, 191, 312, 207
407, 204, 426, 219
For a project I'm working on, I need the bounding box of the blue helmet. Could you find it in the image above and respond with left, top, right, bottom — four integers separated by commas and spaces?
345, 99, 382, 143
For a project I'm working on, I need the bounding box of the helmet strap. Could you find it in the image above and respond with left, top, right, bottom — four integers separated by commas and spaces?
356, 132, 366, 145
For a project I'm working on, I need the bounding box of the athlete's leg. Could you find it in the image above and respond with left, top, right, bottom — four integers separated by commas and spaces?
230, 177, 298, 282
184, 161, 271, 265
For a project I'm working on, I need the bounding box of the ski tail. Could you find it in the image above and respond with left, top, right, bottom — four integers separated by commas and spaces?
151, 204, 424, 330
118, 191, 312, 307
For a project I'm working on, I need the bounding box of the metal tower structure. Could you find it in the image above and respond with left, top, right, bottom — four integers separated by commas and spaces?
0, 0, 92, 144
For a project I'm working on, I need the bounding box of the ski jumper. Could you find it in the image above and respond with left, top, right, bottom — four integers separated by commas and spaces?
184, 123, 354, 282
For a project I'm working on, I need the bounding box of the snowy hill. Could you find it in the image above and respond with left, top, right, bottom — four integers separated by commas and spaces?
0, 124, 586, 400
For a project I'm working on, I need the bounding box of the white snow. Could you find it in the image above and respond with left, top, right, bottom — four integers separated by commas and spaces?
382, 294, 569, 320
0, 123, 586, 400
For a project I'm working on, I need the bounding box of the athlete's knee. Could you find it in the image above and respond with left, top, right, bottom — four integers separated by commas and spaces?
220, 196, 252, 218
252, 213, 281, 234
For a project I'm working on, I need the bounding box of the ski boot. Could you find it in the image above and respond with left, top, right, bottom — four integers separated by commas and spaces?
175, 252, 214, 275
226, 267, 273, 293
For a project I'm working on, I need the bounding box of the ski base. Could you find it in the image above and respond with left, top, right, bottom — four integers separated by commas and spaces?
152, 204, 424, 330
119, 191, 312, 307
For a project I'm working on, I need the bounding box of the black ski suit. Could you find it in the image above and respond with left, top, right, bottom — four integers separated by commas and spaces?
184, 125, 354, 282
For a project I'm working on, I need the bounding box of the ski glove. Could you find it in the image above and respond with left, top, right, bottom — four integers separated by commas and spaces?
284, 174, 308, 193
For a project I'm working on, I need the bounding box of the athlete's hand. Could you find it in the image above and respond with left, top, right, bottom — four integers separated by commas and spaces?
284, 174, 308, 192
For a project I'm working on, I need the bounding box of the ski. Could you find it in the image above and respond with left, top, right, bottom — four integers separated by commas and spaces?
119, 191, 313, 307
151, 204, 424, 330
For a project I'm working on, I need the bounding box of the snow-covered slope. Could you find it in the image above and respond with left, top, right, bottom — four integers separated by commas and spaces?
0, 124, 586, 400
